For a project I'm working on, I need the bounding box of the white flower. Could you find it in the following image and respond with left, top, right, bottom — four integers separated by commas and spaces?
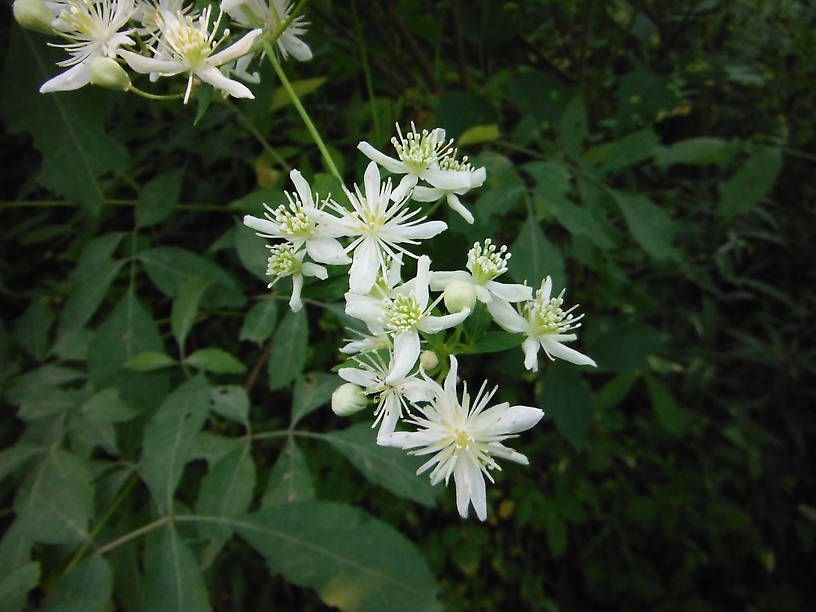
39, 0, 136, 93
264, 243, 326, 312
487, 276, 596, 371
338, 353, 435, 443
345, 255, 470, 384
358, 122, 481, 203
223, 0, 312, 61
119, 6, 262, 103
243, 169, 350, 265
410, 149, 486, 224
319, 161, 447, 295
383, 355, 543, 521
431, 239, 532, 305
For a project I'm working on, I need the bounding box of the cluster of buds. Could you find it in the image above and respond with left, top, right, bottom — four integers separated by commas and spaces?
245, 123, 596, 520
13, 0, 310, 101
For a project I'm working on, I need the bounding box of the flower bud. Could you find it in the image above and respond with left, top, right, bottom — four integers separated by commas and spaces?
13, 0, 55, 34
443, 279, 477, 313
419, 350, 439, 371
89, 57, 131, 91
331, 383, 367, 416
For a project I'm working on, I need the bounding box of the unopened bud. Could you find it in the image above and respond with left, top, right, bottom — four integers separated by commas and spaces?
443, 279, 477, 313
331, 383, 367, 416
419, 350, 439, 371
13, 0, 55, 34
89, 57, 131, 91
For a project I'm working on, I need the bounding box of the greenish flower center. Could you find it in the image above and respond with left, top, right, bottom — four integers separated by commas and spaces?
266, 243, 301, 280
272, 194, 315, 239
468, 239, 510, 284
384, 294, 423, 332
391, 122, 452, 173
528, 287, 583, 335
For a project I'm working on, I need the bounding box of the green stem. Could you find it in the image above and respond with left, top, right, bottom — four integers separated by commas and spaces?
94, 516, 171, 557
351, 0, 383, 143
223, 99, 292, 171
129, 86, 184, 101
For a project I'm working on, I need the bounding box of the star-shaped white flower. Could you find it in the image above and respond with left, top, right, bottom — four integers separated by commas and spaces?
487, 276, 596, 371
430, 239, 532, 305
243, 169, 350, 266
119, 6, 262, 103
358, 122, 482, 203
410, 149, 486, 224
223, 0, 313, 62
39, 0, 136, 93
264, 243, 326, 312
382, 355, 543, 521
319, 161, 447, 295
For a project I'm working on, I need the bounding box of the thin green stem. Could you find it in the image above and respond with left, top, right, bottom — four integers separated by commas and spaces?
94, 516, 171, 557
351, 0, 383, 143
223, 99, 292, 171
129, 86, 184, 101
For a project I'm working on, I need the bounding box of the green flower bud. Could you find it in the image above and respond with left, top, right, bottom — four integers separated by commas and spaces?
419, 350, 439, 371
89, 57, 131, 91
13, 0, 55, 34
331, 383, 367, 417
443, 279, 477, 314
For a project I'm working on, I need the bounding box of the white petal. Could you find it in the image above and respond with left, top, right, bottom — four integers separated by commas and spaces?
486, 280, 533, 303
418, 309, 470, 334
486, 299, 528, 333
348, 238, 380, 294
486, 442, 529, 465
400, 377, 437, 402
243, 215, 280, 236
454, 459, 487, 521
118, 50, 181, 75
541, 337, 597, 367
386, 332, 420, 385
338, 367, 378, 388
522, 336, 540, 372
344, 293, 383, 330
280, 35, 313, 62
197, 67, 254, 99
475, 404, 544, 435
444, 355, 459, 398
363, 161, 381, 211
220, 0, 245, 11
301, 262, 328, 279
390, 174, 418, 203
208, 29, 263, 66
288, 274, 304, 312
411, 186, 444, 202
445, 193, 474, 224
40, 63, 91, 93
422, 168, 474, 191
381, 430, 440, 450
429, 270, 470, 291
540, 276, 553, 301
289, 169, 314, 208
306, 237, 351, 265
415, 255, 431, 309
391, 219, 447, 241
470, 166, 487, 188
376, 395, 402, 443
357, 142, 407, 175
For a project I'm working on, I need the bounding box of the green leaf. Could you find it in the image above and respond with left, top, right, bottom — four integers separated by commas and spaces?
0, 561, 39, 612
542, 192, 615, 250
194, 82, 214, 126
88, 292, 163, 387
191, 432, 243, 466
322, 423, 436, 507
655, 137, 736, 168
509, 215, 565, 289
143, 526, 212, 612
122, 351, 177, 372
235, 501, 440, 612
0, 444, 44, 484
209, 385, 250, 426
719, 148, 783, 220
559, 94, 587, 156
270, 76, 327, 111
136, 170, 184, 229
611, 190, 678, 261
522, 161, 571, 194
171, 276, 211, 350
0, 29, 129, 214
234, 220, 270, 281
644, 374, 688, 436
55, 233, 126, 344
475, 186, 524, 221
15, 298, 54, 362
240, 299, 279, 345
44, 556, 112, 612
546, 515, 567, 557
538, 367, 594, 449
138, 247, 245, 309
186, 348, 246, 374
16, 387, 75, 422
262, 438, 315, 507
291, 372, 341, 426
586, 320, 664, 373
141, 376, 211, 514
6, 365, 84, 403
466, 332, 524, 354
458, 124, 500, 145
81, 388, 140, 423
15, 450, 93, 545
592, 373, 639, 412
267, 309, 308, 391
598, 128, 658, 174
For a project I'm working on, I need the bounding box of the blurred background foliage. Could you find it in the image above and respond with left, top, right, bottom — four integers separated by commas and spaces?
1, 0, 815, 610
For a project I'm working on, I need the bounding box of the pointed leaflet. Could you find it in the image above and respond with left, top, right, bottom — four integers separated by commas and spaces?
185, 348, 246, 374
136, 170, 184, 229
171, 276, 211, 351
323, 424, 436, 507
208, 385, 249, 427
143, 526, 212, 612
291, 372, 341, 426
0, 29, 128, 214
0, 562, 39, 612
234, 501, 440, 612
263, 438, 315, 507
537, 366, 594, 450
140, 376, 211, 514
611, 190, 679, 261
719, 148, 783, 220
267, 309, 308, 391
510, 215, 566, 290
240, 299, 279, 345
44, 556, 112, 612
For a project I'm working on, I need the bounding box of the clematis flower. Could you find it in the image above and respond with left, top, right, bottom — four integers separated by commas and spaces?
39, 0, 136, 93
487, 276, 596, 371
263, 243, 326, 312
338, 352, 435, 443
430, 239, 532, 305
223, 0, 313, 62
118, 6, 262, 103
358, 122, 482, 203
243, 169, 350, 266
410, 148, 486, 224
318, 161, 447, 295
343, 255, 470, 384
382, 355, 543, 521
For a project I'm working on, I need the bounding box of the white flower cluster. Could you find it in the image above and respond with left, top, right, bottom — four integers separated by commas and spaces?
13, 0, 310, 101
244, 124, 597, 520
